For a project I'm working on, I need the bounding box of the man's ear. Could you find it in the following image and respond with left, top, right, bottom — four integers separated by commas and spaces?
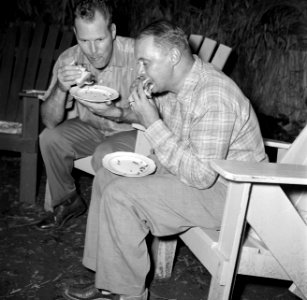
111, 23, 116, 40
169, 47, 181, 66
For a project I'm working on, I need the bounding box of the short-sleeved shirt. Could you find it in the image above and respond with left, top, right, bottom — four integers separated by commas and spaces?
44, 36, 138, 136
145, 56, 267, 189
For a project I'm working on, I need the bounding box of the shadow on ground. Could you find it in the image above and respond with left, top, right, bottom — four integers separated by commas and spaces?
0, 151, 298, 300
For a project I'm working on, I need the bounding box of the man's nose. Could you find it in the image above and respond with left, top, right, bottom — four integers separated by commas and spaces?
138, 63, 145, 76
89, 42, 97, 54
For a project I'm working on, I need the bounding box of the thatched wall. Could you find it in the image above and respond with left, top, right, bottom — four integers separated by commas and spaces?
252, 50, 307, 125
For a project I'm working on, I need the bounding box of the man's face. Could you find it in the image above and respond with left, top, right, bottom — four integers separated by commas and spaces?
135, 36, 173, 94
74, 11, 116, 69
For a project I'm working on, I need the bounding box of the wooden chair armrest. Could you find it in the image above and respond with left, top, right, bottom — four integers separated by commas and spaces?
19, 89, 46, 99
211, 159, 307, 185
263, 138, 291, 150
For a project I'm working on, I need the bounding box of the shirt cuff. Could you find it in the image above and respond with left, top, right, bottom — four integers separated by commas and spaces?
145, 119, 171, 148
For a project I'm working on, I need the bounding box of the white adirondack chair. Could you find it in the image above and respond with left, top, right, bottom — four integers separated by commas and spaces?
148, 125, 307, 299
203, 123, 307, 299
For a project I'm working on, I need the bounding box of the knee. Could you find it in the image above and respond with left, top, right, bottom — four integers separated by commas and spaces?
91, 141, 115, 172
102, 178, 128, 207
91, 170, 128, 212
39, 127, 65, 153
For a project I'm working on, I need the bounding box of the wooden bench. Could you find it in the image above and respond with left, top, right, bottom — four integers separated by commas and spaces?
0, 22, 75, 203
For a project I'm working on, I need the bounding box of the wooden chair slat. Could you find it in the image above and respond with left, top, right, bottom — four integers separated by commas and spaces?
36, 25, 60, 89
198, 37, 217, 62
6, 24, 32, 122
210, 43, 232, 70
0, 26, 17, 121
56, 29, 76, 59
23, 23, 46, 90
188, 34, 204, 54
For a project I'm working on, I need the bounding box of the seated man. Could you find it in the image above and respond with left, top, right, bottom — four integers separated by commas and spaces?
63, 20, 267, 300
37, 0, 140, 230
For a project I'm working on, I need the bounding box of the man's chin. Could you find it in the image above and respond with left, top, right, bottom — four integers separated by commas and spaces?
90, 60, 107, 70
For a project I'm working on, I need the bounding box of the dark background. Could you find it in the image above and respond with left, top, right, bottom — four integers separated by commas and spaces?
1, 0, 307, 140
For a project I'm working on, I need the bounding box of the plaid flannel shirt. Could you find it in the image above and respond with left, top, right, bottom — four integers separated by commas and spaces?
145, 56, 267, 189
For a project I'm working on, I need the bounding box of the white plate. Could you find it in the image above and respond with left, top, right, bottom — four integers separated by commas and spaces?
102, 152, 156, 177
70, 85, 119, 103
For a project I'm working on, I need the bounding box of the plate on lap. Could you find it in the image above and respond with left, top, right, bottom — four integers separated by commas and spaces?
70, 85, 119, 103
102, 152, 156, 177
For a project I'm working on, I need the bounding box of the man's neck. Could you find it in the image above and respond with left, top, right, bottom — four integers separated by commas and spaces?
171, 54, 195, 94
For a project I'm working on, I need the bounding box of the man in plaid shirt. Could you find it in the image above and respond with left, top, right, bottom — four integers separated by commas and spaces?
63, 20, 267, 300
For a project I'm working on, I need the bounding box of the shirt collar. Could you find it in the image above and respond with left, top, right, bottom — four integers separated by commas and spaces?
107, 38, 125, 68
176, 55, 201, 103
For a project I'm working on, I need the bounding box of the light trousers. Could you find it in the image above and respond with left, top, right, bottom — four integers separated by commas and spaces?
82, 160, 227, 296
39, 118, 136, 207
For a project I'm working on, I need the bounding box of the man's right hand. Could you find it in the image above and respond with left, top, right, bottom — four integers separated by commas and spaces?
57, 64, 83, 92
79, 101, 123, 121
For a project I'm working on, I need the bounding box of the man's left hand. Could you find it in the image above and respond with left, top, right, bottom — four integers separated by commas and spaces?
129, 81, 160, 128
81, 101, 123, 121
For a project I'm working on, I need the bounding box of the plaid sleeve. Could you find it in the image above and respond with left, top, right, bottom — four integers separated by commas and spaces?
146, 110, 237, 189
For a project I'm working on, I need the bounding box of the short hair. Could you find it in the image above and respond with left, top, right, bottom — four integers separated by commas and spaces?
73, 0, 113, 27
136, 19, 190, 53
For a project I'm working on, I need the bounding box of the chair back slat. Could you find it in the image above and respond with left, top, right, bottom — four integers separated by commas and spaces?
281, 125, 307, 165
188, 34, 231, 72
5, 24, 33, 122
36, 25, 61, 89
188, 34, 204, 54
0, 26, 18, 121
23, 23, 46, 90
198, 37, 217, 62
280, 125, 307, 216
210, 43, 232, 70
55, 29, 76, 59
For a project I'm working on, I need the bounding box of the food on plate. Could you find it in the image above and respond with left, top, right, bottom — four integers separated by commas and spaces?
70, 85, 119, 107
75, 66, 92, 86
116, 158, 149, 174
79, 87, 113, 101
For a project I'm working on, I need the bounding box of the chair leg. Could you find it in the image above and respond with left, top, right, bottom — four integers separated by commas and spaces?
19, 152, 37, 203
207, 277, 227, 300
151, 237, 177, 279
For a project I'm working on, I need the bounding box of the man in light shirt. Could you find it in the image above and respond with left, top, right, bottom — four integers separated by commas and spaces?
63, 20, 266, 300
36, 0, 141, 230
